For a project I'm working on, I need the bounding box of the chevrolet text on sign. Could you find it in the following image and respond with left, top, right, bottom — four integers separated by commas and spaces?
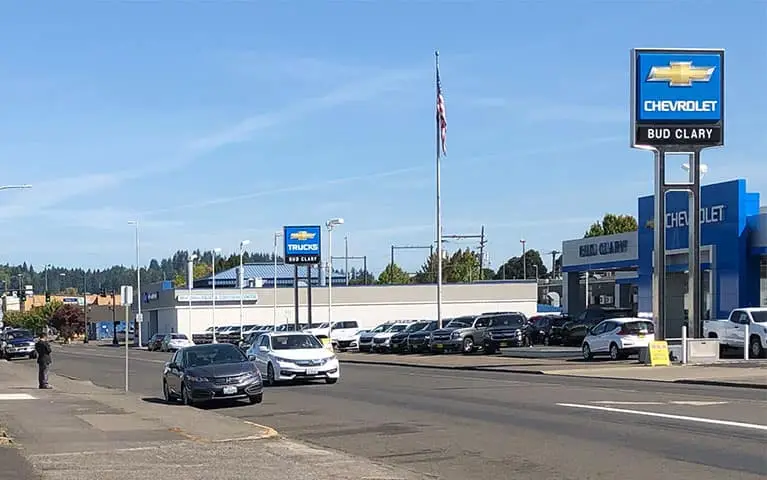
631, 48, 724, 148
283, 225, 321, 265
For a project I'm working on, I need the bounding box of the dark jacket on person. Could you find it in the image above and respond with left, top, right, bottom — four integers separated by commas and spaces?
35, 339, 52, 365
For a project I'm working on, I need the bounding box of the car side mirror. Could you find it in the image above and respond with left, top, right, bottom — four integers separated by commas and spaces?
166, 362, 177, 370
585, 327, 592, 335
258, 346, 269, 352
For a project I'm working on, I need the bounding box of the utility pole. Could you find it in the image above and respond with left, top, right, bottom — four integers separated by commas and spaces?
479, 226, 486, 280
441, 230, 486, 281
331, 255, 369, 285
344, 236, 349, 286
547, 250, 560, 279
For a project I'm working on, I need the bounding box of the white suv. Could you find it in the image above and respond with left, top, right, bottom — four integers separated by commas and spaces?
581, 317, 655, 361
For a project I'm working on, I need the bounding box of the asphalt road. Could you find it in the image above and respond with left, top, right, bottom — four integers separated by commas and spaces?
40, 344, 767, 480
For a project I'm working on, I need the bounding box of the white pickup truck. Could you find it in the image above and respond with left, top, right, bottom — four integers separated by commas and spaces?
703, 307, 767, 358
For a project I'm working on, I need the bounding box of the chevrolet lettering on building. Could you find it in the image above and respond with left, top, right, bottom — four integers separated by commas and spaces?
632, 49, 724, 148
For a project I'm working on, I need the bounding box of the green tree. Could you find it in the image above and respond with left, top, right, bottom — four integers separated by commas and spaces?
584, 213, 638, 238
495, 249, 548, 280
348, 267, 375, 285
173, 263, 213, 288
413, 248, 481, 283
377, 263, 410, 284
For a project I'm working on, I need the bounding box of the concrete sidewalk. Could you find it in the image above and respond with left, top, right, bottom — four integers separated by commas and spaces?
338, 352, 767, 389
0, 361, 429, 480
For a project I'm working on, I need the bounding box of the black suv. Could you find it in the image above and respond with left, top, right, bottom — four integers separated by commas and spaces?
402, 320, 440, 353
527, 315, 570, 345
482, 312, 527, 354
561, 307, 633, 346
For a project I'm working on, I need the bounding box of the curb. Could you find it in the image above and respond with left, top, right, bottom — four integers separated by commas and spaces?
673, 379, 767, 390
339, 358, 546, 375
340, 359, 767, 389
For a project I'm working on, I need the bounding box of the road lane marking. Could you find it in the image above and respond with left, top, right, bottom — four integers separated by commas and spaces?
591, 400, 729, 406
557, 403, 767, 431
0, 393, 36, 400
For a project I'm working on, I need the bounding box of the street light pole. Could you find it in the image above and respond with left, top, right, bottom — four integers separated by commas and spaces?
128, 221, 142, 347
44, 264, 51, 297
188, 253, 197, 337
211, 247, 222, 343
520, 239, 527, 280
273, 232, 282, 329
239, 240, 250, 340
82, 272, 88, 343
325, 218, 344, 347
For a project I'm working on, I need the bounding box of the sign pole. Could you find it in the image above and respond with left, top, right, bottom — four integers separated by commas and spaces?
688, 151, 703, 338
124, 303, 129, 392
293, 265, 299, 328
653, 149, 667, 341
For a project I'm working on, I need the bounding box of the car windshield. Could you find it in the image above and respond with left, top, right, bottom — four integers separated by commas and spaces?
551, 317, 568, 326
388, 324, 409, 333
446, 319, 471, 328
7, 330, 33, 339
205, 327, 214, 332
489, 316, 524, 328
185, 345, 246, 367
405, 322, 428, 332
751, 311, 767, 323
371, 324, 390, 333
271, 334, 323, 350
313, 323, 329, 329
170, 334, 188, 340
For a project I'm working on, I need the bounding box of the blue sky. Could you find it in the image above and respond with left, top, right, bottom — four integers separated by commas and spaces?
0, 1, 764, 275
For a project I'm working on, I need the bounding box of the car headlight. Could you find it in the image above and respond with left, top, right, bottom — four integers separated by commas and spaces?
383, 338, 391, 344
451, 331, 461, 339
272, 356, 292, 364
185, 375, 210, 383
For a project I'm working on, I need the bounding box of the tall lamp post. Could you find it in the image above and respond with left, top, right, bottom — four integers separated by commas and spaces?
188, 253, 198, 338
211, 247, 222, 343
325, 218, 344, 346
238, 239, 250, 340
44, 264, 51, 299
128, 220, 142, 347
82, 271, 88, 343
520, 238, 527, 280
273, 231, 282, 328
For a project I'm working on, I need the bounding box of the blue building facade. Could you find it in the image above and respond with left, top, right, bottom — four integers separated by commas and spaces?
561, 179, 766, 333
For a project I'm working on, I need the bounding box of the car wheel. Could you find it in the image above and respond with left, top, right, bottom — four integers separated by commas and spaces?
181, 383, 193, 406
325, 377, 338, 384
29, 352, 37, 360
609, 343, 620, 361
484, 344, 496, 355
543, 335, 550, 346
266, 363, 276, 386
749, 336, 765, 359
248, 394, 263, 404
582, 343, 593, 361
461, 337, 474, 355
163, 381, 174, 403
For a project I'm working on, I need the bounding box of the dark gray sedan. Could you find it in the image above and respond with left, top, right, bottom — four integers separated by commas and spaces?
162, 343, 263, 406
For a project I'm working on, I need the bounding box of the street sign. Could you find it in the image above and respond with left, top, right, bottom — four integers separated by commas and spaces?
120, 286, 133, 306
631, 48, 724, 149
283, 225, 322, 265
135, 313, 143, 323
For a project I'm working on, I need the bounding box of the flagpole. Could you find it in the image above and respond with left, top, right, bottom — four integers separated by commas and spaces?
435, 50, 444, 328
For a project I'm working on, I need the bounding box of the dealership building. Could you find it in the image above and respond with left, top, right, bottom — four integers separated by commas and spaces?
560, 179, 766, 337
131, 264, 537, 344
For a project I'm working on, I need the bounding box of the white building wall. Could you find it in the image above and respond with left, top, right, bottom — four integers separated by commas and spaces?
143, 282, 537, 336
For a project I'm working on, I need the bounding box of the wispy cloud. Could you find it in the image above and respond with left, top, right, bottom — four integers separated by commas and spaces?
140, 166, 427, 216
188, 67, 422, 154
36, 207, 185, 231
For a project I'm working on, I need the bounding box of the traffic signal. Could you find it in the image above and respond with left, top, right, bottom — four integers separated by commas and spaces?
19, 291, 26, 302
45, 291, 51, 303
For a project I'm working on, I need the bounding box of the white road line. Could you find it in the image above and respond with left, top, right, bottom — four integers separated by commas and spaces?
0, 393, 36, 400
592, 401, 665, 405
669, 401, 729, 406
591, 400, 729, 406
557, 403, 767, 432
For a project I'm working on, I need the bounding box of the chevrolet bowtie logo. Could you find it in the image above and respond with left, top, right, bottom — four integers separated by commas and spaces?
290, 230, 316, 241
647, 61, 715, 87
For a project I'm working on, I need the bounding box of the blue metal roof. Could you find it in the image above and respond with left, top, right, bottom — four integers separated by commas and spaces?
194, 263, 347, 288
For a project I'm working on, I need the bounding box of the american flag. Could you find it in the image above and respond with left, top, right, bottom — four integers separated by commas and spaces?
436, 64, 447, 156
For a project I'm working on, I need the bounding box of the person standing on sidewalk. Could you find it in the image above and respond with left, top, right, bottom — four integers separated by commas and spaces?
35, 332, 52, 389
